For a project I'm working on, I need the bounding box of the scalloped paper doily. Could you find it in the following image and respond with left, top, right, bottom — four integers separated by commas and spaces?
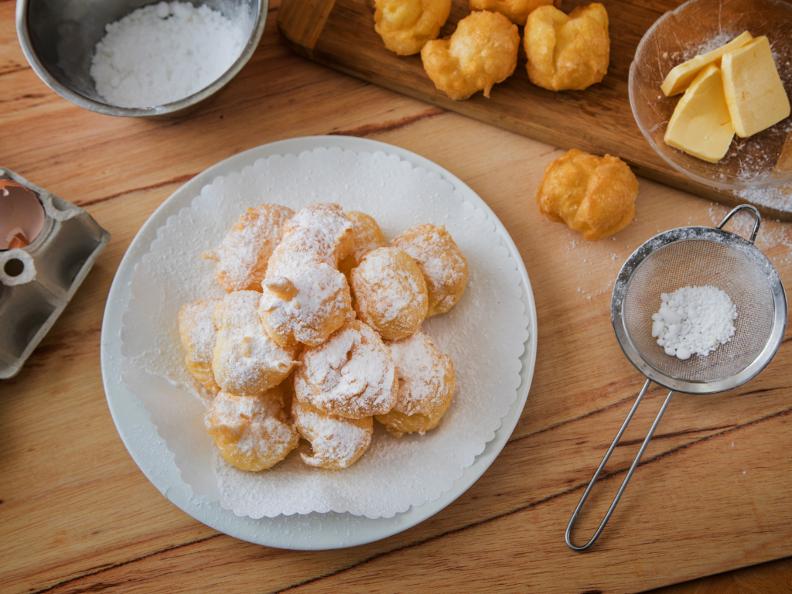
120, 146, 530, 518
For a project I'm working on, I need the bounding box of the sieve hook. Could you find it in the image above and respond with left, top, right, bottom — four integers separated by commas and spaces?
717, 204, 761, 243
565, 379, 674, 551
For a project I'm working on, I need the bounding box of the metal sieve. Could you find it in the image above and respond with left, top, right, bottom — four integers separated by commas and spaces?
565, 205, 787, 551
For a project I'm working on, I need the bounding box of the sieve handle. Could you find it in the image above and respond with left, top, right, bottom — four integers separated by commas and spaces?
717, 204, 761, 243
565, 379, 674, 552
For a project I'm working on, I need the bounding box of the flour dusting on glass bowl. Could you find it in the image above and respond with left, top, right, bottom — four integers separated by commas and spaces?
629, 0, 792, 195
16, 0, 267, 117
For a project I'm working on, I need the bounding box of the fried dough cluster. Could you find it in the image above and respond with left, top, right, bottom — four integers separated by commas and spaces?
524, 3, 610, 91
421, 11, 519, 100
178, 203, 468, 472
374, 0, 452, 55
536, 149, 638, 240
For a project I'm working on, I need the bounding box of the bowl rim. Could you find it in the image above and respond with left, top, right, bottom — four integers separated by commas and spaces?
15, 0, 268, 118
628, 0, 792, 192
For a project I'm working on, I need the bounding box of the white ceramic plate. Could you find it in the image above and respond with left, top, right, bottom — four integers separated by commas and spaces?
101, 136, 538, 549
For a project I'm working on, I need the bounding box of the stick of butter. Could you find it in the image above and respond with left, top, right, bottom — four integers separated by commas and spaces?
722, 36, 791, 138
661, 31, 753, 96
664, 64, 734, 163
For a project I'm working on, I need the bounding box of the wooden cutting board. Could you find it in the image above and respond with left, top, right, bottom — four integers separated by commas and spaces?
278, 0, 792, 221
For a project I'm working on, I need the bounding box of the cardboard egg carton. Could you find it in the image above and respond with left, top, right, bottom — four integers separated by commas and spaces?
0, 168, 109, 379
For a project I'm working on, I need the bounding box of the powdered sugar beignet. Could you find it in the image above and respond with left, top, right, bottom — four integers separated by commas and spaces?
259, 203, 356, 348
177, 298, 220, 394
212, 291, 297, 395
260, 258, 354, 348
294, 320, 398, 419
204, 204, 293, 292
279, 202, 354, 266
292, 400, 373, 470
339, 211, 387, 275
377, 331, 456, 436
205, 389, 299, 471
350, 246, 428, 341
392, 223, 469, 316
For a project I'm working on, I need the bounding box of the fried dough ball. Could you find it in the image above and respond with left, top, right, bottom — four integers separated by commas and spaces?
260, 257, 355, 348
374, 0, 452, 56
339, 211, 387, 275
178, 298, 221, 394
278, 203, 354, 267
260, 203, 356, 348
470, 0, 556, 25
536, 149, 638, 240
294, 320, 398, 419
205, 389, 298, 472
392, 224, 468, 316
377, 332, 456, 436
203, 204, 293, 292
524, 3, 610, 91
212, 291, 297, 395
350, 247, 428, 340
421, 11, 520, 100
292, 400, 373, 470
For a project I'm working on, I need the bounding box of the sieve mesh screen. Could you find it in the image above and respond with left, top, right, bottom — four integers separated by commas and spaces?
622, 238, 775, 384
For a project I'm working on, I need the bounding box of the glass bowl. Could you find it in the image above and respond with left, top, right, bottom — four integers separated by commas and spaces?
628, 0, 792, 192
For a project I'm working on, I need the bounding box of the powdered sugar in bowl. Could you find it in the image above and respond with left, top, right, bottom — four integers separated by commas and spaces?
16, 0, 267, 117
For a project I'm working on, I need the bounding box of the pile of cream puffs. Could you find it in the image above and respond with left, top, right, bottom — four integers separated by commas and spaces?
374, 0, 611, 99
178, 203, 468, 472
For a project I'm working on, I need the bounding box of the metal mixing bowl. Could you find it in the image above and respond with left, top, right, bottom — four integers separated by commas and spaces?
16, 0, 268, 117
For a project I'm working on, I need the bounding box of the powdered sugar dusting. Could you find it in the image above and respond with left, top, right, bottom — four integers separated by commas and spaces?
353, 247, 427, 324
393, 224, 468, 314
121, 145, 532, 518
212, 291, 296, 394
295, 321, 396, 418
390, 332, 453, 416
293, 402, 372, 469
207, 204, 293, 292
206, 391, 296, 456
178, 299, 218, 363
260, 260, 353, 346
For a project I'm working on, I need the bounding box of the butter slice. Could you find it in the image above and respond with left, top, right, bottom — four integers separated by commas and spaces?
661, 31, 753, 96
722, 36, 791, 138
664, 64, 734, 163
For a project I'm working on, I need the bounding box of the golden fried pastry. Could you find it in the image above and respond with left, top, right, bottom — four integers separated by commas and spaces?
421, 11, 520, 100
204, 204, 293, 292
374, 0, 452, 56
212, 291, 297, 394
339, 211, 387, 275
524, 3, 609, 91
536, 148, 638, 240
278, 203, 354, 267
392, 224, 468, 316
205, 389, 299, 471
292, 400, 373, 470
178, 298, 221, 394
294, 320, 398, 419
260, 203, 356, 348
350, 247, 428, 341
377, 332, 456, 436
260, 256, 354, 348
470, 0, 556, 25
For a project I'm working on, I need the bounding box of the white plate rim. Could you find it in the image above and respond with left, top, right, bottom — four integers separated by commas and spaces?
100, 135, 538, 550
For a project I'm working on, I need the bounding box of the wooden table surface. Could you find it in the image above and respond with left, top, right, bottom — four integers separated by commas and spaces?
2, 1, 792, 592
